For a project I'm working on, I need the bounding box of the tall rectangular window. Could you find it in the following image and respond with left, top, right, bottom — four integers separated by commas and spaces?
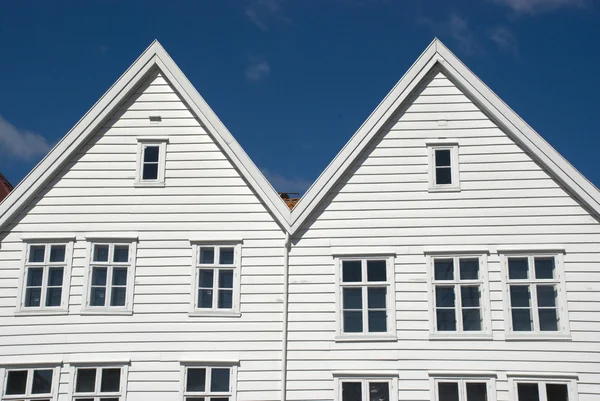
2, 367, 57, 401
136, 138, 167, 186
182, 366, 235, 401
432, 378, 494, 401
428, 144, 460, 191
72, 366, 125, 401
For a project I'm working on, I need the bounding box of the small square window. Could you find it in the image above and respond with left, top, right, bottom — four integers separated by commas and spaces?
428, 144, 460, 191
136, 138, 167, 186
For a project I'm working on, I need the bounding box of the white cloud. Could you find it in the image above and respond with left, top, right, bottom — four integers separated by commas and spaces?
261, 168, 312, 193
418, 13, 478, 54
0, 115, 51, 161
245, 57, 271, 82
245, 0, 289, 32
490, 26, 519, 55
493, 0, 584, 14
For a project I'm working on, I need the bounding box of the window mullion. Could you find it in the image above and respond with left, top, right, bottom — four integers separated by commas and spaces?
362, 285, 368, 333
96, 368, 102, 394
40, 265, 49, 308
361, 378, 368, 401
531, 283, 539, 332
459, 379, 466, 401
207, 368, 212, 395
213, 268, 219, 310
455, 282, 463, 333
106, 266, 114, 307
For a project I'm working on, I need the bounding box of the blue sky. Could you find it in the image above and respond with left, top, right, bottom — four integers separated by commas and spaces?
0, 0, 599, 193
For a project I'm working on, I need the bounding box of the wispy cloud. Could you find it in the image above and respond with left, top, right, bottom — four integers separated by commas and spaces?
245, 56, 271, 83
245, 0, 289, 31
418, 13, 478, 55
0, 115, 51, 161
261, 168, 312, 193
489, 26, 519, 55
493, 0, 584, 14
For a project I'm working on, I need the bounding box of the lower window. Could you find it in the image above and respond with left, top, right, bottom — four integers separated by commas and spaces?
183, 366, 234, 401
340, 378, 393, 401
2, 368, 55, 400
434, 379, 490, 401
515, 381, 570, 401
72, 366, 124, 401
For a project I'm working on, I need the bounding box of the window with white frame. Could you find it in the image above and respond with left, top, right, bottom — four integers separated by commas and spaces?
428, 144, 460, 190
429, 256, 488, 334
2, 367, 57, 401
18, 242, 72, 311
338, 378, 395, 401
504, 254, 567, 334
136, 138, 167, 185
72, 366, 126, 401
338, 257, 395, 336
84, 242, 136, 311
182, 366, 235, 401
512, 379, 574, 401
432, 378, 493, 401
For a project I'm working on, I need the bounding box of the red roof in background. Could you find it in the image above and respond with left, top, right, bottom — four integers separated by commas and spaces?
0, 173, 13, 203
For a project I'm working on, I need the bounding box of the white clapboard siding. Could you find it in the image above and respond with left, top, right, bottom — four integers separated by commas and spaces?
0, 69, 285, 401
286, 71, 600, 400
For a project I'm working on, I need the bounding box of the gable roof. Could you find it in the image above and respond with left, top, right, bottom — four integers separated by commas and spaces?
289, 38, 600, 234
0, 40, 292, 233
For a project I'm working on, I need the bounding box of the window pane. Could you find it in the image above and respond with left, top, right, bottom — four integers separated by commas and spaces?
219, 270, 233, 289
93, 245, 109, 262
435, 286, 455, 307
211, 368, 230, 392
186, 398, 206, 401
462, 309, 482, 331
27, 267, 43, 286
342, 381, 362, 401
512, 309, 532, 331
219, 247, 235, 265
539, 309, 559, 331
48, 267, 64, 286
76, 368, 97, 393
25, 287, 42, 307
6, 370, 27, 395
436, 167, 452, 185
508, 258, 529, 279
466, 382, 487, 401
546, 383, 569, 401
113, 245, 129, 263
367, 287, 386, 309
459, 258, 479, 280
142, 163, 158, 180
369, 382, 390, 401
143, 145, 159, 163
535, 257, 555, 279
537, 285, 556, 307
517, 383, 540, 401
112, 267, 128, 286
367, 260, 386, 282
438, 382, 459, 401
342, 261, 362, 282
32, 369, 53, 394
199, 289, 213, 308
343, 288, 362, 309
100, 398, 120, 401
461, 286, 480, 307
29, 245, 46, 263
436, 309, 456, 331
435, 149, 451, 166
92, 267, 108, 286
46, 287, 62, 307
91, 287, 107, 306
186, 368, 206, 392
218, 290, 233, 309
510, 285, 530, 307
110, 287, 127, 307
200, 247, 215, 264
199, 269, 214, 288
343, 311, 363, 333
368, 310, 387, 332
100, 368, 121, 393
434, 259, 454, 280
49, 245, 66, 262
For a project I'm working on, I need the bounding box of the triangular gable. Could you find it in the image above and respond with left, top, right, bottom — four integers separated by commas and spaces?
290, 38, 600, 234
0, 40, 292, 232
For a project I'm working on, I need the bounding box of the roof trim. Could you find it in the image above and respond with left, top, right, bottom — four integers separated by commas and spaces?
0, 40, 291, 232
289, 38, 600, 234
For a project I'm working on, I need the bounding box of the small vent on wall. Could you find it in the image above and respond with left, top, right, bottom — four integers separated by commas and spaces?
149, 116, 162, 122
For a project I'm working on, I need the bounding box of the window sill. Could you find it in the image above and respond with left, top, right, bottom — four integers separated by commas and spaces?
505, 333, 572, 341
429, 333, 493, 341
334, 335, 398, 343
134, 181, 165, 188
189, 311, 242, 318
428, 186, 461, 193
79, 309, 133, 316
14, 309, 69, 317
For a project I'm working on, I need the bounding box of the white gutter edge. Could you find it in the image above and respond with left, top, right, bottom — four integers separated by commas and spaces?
281, 232, 290, 401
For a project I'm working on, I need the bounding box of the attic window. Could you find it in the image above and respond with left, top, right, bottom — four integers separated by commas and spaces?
427, 143, 460, 192
135, 138, 168, 187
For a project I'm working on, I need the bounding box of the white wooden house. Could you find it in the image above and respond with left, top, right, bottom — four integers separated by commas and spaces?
0, 39, 598, 401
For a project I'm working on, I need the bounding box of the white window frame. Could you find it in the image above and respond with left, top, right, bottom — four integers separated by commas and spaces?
508, 376, 578, 401
135, 137, 168, 187
427, 142, 460, 192
334, 255, 397, 341
426, 253, 492, 339
500, 252, 570, 339
0, 365, 61, 401
189, 241, 243, 317
333, 374, 398, 401
179, 363, 238, 401
69, 364, 129, 401
81, 239, 138, 315
429, 374, 497, 401
15, 239, 75, 315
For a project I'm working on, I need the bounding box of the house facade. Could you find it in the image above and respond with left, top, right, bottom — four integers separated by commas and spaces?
0, 39, 598, 401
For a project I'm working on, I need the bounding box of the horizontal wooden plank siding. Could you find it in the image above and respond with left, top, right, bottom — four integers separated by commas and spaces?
287, 71, 600, 400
